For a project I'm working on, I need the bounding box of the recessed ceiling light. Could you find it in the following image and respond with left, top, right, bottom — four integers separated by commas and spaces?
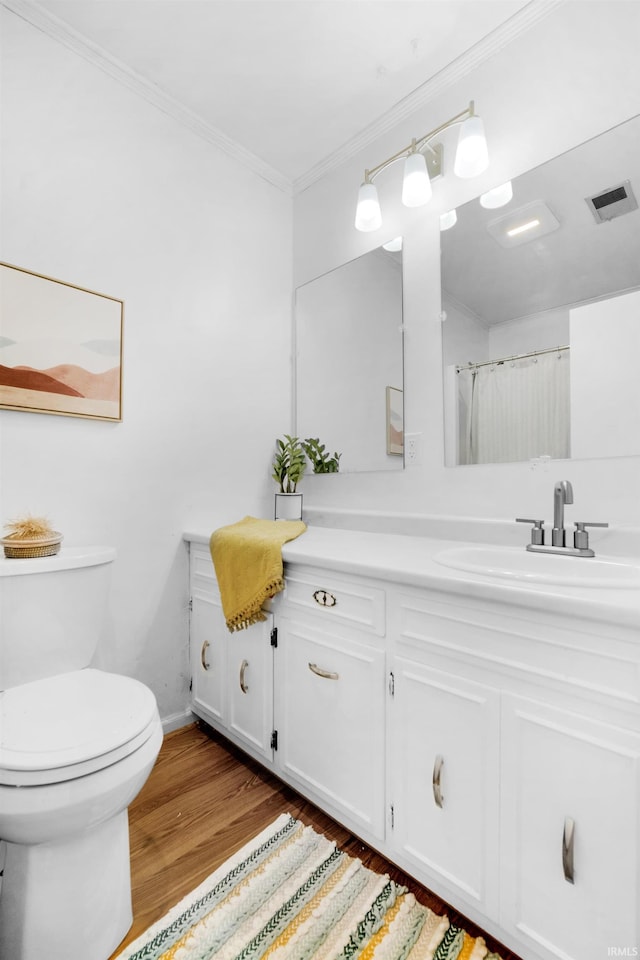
486, 200, 560, 247
507, 218, 540, 237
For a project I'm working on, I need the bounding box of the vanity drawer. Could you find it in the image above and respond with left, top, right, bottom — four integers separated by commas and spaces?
190, 542, 219, 592
390, 588, 640, 711
282, 564, 386, 637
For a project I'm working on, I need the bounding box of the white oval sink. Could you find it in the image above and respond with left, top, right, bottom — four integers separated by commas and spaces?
433, 545, 640, 588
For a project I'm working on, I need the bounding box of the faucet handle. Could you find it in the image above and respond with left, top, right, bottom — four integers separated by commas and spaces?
516, 517, 545, 546
573, 521, 608, 551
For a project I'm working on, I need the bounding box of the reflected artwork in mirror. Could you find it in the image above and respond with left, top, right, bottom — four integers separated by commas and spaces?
441, 114, 640, 466
295, 242, 404, 473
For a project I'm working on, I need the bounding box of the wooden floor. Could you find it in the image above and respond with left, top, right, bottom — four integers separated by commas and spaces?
111, 722, 522, 959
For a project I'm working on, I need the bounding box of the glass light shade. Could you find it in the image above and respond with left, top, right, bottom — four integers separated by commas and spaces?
454, 115, 489, 179
355, 181, 382, 232
480, 180, 513, 209
440, 209, 457, 231
382, 236, 403, 252
401, 152, 432, 207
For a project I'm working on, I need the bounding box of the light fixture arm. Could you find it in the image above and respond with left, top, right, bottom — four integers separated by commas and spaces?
363, 101, 475, 184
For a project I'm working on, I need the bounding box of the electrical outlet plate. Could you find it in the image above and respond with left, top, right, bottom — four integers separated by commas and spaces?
405, 432, 422, 465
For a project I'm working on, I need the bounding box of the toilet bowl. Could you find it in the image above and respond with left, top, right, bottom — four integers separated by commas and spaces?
0, 548, 163, 960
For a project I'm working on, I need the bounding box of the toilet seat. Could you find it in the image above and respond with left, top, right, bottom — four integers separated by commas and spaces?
0, 668, 160, 786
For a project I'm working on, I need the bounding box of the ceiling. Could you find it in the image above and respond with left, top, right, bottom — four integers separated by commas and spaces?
25, 0, 543, 189
441, 113, 640, 324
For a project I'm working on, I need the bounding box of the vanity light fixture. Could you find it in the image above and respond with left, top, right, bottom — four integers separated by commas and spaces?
480, 180, 513, 209
440, 210, 458, 231
354, 101, 489, 232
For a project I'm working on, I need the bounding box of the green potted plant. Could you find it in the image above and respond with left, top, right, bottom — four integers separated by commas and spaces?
272, 434, 307, 519
302, 437, 341, 474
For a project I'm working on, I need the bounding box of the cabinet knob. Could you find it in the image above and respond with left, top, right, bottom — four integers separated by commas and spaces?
308, 662, 339, 681
239, 659, 249, 694
562, 816, 575, 884
312, 589, 337, 608
432, 754, 445, 808
200, 640, 211, 671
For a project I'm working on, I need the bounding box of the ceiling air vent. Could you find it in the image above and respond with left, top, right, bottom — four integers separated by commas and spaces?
586, 179, 638, 223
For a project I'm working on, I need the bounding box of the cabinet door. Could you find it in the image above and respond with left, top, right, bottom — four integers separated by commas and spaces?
227, 613, 274, 762
276, 616, 386, 840
501, 694, 640, 960
390, 657, 500, 916
190, 590, 227, 727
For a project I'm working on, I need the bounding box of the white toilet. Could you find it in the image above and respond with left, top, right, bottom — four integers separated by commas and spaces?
0, 546, 164, 960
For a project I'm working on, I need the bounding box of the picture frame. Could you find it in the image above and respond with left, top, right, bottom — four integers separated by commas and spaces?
0, 262, 124, 422
386, 385, 403, 456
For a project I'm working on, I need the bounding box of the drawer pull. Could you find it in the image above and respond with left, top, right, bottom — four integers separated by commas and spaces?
201, 640, 211, 671
432, 755, 445, 808
562, 816, 575, 884
308, 662, 339, 681
239, 659, 249, 694
312, 589, 337, 608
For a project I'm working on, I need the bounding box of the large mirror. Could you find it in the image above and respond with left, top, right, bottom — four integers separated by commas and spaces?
441, 114, 640, 466
295, 243, 404, 473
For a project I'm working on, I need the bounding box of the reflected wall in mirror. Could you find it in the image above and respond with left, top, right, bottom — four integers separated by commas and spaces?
441, 114, 640, 466
295, 243, 404, 473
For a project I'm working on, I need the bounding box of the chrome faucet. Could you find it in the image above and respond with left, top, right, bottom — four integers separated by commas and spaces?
552, 480, 573, 547
516, 480, 608, 557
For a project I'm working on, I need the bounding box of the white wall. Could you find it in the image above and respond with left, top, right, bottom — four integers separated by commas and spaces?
489, 308, 569, 358
294, 1, 640, 529
0, 10, 293, 723
571, 289, 640, 460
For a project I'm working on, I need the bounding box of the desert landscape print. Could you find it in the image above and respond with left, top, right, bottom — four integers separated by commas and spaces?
0, 263, 123, 420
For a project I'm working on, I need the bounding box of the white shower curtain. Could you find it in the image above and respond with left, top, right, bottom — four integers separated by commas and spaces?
458, 350, 570, 464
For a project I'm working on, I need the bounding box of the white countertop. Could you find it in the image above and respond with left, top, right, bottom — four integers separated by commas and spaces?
184, 525, 640, 630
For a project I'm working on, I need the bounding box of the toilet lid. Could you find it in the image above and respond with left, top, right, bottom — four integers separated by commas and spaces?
0, 668, 160, 785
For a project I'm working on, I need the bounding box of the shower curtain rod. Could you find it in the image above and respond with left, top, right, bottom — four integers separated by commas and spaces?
456, 343, 569, 373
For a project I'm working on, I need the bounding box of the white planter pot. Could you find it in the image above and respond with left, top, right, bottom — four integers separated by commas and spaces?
274, 493, 303, 521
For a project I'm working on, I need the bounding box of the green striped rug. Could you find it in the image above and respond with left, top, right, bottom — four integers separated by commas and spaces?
116, 814, 504, 960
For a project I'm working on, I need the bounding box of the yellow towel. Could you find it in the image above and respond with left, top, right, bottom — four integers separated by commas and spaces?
209, 516, 306, 632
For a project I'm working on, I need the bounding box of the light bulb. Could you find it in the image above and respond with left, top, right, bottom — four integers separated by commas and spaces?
440, 209, 457, 231
401, 152, 432, 207
480, 181, 513, 209
355, 181, 382, 232
454, 114, 489, 179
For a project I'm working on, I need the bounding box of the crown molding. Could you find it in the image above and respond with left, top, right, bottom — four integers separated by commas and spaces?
1, 0, 293, 195
3, 0, 563, 197
293, 0, 565, 194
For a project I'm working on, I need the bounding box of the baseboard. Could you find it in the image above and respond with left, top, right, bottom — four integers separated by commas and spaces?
161, 709, 195, 734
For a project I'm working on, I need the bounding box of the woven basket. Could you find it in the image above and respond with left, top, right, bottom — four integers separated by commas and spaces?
2, 533, 63, 559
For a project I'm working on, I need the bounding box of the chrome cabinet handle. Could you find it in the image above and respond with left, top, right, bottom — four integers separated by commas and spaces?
200, 640, 211, 671
562, 816, 575, 884
432, 755, 445, 808
239, 659, 249, 694
308, 662, 339, 680
312, 589, 337, 607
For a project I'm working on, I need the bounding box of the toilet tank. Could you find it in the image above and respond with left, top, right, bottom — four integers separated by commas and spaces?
0, 546, 116, 690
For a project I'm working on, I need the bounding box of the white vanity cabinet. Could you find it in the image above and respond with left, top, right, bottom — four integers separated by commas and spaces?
189, 542, 275, 763
501, 694, 640, 960
274, 565, 387, 842
186, 530, 640, 960
389, 656, 501, 918
389, 584, 640, 960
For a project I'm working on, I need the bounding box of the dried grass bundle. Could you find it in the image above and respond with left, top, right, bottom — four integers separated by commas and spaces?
3, 515, 56, 541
